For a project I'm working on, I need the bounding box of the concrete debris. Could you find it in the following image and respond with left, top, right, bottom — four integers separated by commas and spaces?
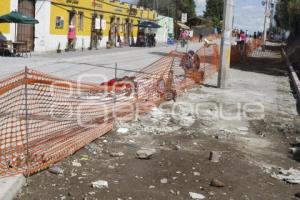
174, 145, 182, 151
85, 143, 102, 155
193, 172, 200, 176
67, 192, 73, 197
72, 160, 82, 167
209, 151, 222, 163
189, 192, 205, 199
71, 172, 77, 177
160, 178, 168, 184
271, 168, 300, 184
48, 165, 64, 175
110, 152, 125, 157
117, 128, 129, 134
149, 185, 156, 189
209, 191, 215, 196
91, 180, 109, 189
80, 155, 89, 161
290, 147, 300, 159
136, 149, 156, 159
148, 108, 167, 124
210, 178, 225, 187
219, 128, 233, 134
237, 127, 249, 132
171, 115, 195, 128
108, 165, 115, 169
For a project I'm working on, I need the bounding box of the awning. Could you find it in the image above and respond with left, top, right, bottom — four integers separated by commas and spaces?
0, 11, 39, 24
177, 22, 190, 30
136, 21, 161, 29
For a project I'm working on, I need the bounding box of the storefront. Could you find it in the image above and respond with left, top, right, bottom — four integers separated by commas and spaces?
34, 0, 157, 52
0, 0, 157, 52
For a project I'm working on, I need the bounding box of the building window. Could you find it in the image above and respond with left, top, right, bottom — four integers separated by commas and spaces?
78, 12, 84, 31
55, 16, 64, 29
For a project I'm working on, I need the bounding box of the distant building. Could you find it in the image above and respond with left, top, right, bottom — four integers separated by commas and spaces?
0, 0, 157, 52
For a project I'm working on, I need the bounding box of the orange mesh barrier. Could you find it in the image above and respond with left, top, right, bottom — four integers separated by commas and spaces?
231, 39, 262, 64
0, 44, 220, 177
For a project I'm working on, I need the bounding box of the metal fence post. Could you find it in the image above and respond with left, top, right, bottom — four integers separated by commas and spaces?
113, 63, 118, 124
24, 66, 30, 176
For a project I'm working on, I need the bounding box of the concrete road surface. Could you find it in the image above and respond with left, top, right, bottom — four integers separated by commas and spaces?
0, 43, 201, 83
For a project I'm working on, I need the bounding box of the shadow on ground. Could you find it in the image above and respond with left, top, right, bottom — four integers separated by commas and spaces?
149, 52, 169, 56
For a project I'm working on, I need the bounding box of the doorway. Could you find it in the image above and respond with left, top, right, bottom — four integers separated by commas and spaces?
69, 11, 76, 26
124, 18, 130, 46
17, 0, 35, 51
109, 16, 116, 46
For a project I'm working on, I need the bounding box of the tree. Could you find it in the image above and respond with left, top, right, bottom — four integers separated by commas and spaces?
203, 0, 223, 29
137, 0, 196, 21
275, 0, 300, 36
275, 0, 291, 29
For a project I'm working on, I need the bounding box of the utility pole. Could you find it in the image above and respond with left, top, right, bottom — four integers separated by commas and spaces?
269, 0, 276, 30
262, 0, 269, 51
217, 0, 234, 89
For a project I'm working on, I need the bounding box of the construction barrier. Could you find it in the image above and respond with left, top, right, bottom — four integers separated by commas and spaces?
231, 39, 263, 65
0, 44, 221, 177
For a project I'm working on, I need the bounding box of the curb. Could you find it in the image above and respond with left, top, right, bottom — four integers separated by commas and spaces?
0, 175, 26, 200
282, 48, 300, 100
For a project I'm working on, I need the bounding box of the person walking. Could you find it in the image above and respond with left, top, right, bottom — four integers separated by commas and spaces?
67, 22, 76, 50
180, 30, 188, 48
199, 34, 203, 42
253, 32, 257, 40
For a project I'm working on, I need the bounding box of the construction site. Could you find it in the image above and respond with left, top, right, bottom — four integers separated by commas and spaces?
0, 35, 298, 199
0, 0, 300, 200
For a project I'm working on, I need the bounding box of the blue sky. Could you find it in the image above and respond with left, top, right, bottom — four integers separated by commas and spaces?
122, 0, 268, 33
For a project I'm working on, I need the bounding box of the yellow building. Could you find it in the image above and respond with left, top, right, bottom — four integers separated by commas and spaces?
0, 0, 11, 35
0, 0, 157, 51
34, 0, 157, 51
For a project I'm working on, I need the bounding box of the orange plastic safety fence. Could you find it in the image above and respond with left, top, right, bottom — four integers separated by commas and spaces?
231, 39, 263, 64
0, 44, 220, 177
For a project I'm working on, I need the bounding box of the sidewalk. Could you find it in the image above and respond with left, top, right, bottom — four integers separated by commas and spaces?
13, 43, 300, 199
0, 175, 25, 200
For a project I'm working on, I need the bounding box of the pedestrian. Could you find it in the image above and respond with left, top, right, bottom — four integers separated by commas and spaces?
253, 32, 257, 40
117, 34, 122, 48
199, 34, 203, 42
180, 30, 188, 48
240, 31, 247, 47
67, 22, 76, 50
179, 29, 184, 47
